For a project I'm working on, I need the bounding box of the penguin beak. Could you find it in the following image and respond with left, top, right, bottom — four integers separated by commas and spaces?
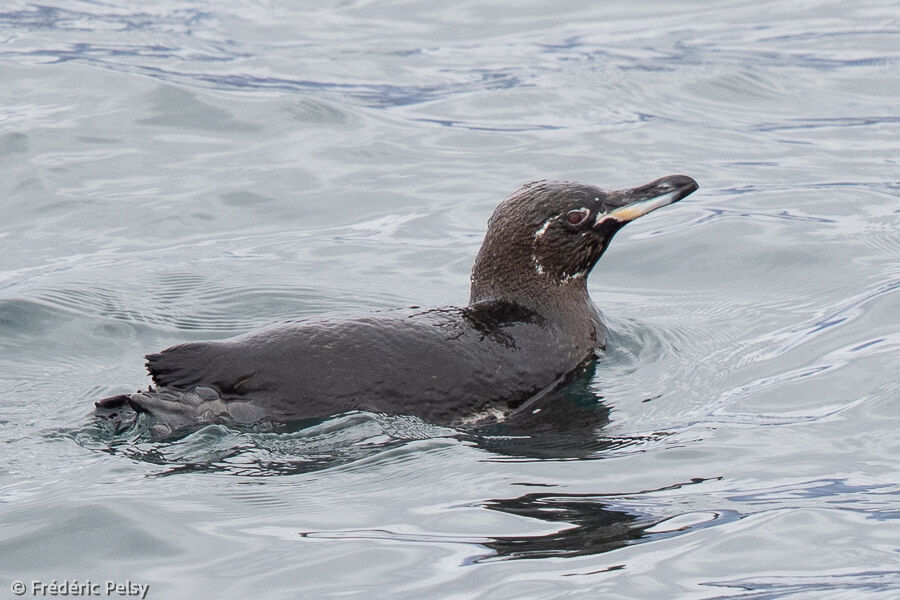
596, 175, 698, 226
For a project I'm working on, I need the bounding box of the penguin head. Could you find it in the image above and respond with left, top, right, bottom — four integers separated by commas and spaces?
470, 175, 698, 305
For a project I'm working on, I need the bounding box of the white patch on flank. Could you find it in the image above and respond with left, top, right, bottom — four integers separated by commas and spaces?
459, 407, 508, 426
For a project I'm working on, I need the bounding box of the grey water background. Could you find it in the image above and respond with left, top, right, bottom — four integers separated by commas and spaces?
1, 0, 898, 598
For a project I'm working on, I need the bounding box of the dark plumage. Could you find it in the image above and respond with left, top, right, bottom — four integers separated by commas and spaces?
96, 175, 698, 437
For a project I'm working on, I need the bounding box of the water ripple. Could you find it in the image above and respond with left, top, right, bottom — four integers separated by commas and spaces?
0, 5, 211, 33
746, 278, 900, 362
708, 570, 900, 598
71, 411, 459, 477
1, 2, 898, 596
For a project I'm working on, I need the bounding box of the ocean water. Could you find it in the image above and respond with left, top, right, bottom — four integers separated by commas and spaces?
1, 1, 898, 598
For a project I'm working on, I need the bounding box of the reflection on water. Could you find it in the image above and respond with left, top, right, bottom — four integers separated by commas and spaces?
467, 361, 641, 460
296, 478, 731, 565
478, 492, 651, 561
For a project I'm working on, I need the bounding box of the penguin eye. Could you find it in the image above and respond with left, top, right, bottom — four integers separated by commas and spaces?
566, 208, 590, 225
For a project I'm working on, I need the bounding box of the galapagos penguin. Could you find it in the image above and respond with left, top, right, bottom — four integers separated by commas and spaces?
96, 175, 698, 437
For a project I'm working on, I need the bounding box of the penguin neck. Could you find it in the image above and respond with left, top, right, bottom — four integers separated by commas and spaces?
469, 268, 597, 323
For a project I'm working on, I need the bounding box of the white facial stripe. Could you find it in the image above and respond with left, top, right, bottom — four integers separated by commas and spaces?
532, 216, 559, 276
596, 190, 680, 225
534, 216, 557, 240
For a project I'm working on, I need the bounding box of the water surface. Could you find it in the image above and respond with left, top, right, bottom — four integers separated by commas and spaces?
1, 1, 898, 598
